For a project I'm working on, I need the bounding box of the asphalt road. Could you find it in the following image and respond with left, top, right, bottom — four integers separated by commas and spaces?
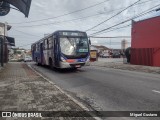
30, 63, 160, 120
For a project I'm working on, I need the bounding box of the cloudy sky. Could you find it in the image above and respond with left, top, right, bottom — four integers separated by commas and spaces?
1, 0, 160, 49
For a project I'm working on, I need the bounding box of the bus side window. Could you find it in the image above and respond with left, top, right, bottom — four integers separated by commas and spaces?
32, 45, 34, 51
48, 37, 53, 49
47, 39, 49, 50
43, 41, 45, 50
34, 45, 36, 51
36, 44, 38, 51
45, 39, 48, 50
52, 36, 55, 49
37, 43, 40, 51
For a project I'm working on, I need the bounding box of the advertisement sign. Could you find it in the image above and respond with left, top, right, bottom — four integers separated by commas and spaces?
90, 51, 97, 59
90, 50, 98, 62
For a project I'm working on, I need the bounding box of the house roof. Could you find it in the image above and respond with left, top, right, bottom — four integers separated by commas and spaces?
91, 45, 110, 50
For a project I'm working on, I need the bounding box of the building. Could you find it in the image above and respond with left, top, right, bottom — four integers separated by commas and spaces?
131, 16, 160, 66
91, 45, 110, 53
0, 22, 15, 67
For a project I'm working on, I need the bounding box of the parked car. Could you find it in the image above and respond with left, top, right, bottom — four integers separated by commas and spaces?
102, 53, 110, 58
24, 56, 32, 62
112, 52, 121, 58
99, 53, 103, 57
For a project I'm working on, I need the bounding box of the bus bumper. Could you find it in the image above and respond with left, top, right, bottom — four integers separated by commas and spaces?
60, 62, 71, 68
60, 61, 89, 68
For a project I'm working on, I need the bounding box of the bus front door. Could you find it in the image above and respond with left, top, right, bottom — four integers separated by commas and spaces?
40, 43, 43, 64
54, 38, 60, 67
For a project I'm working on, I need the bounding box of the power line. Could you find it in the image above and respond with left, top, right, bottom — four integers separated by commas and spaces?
13, 9, 120, 28
10, 0, 110, 24
14, 1, 158, 48
89, 3, 160, 36
14, 10, 156, 48
89, 36, 131, 38
87, 24, 131, 32
12, 0, 157, 28
104, 24, 131, 33
85, 0, 141, 32
12, 36, 39, 38
92, 5, 160, 35
8, 35, 40, 38
17, 43, 33, 48
12, 28, 42, 37
137, 0, 156, 5
93, 42, 131, 45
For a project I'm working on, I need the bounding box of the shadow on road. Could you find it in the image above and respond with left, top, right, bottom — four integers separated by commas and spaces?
35, 64, 86, 74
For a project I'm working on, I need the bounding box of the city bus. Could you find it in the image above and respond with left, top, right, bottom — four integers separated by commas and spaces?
31, 30, 90, 69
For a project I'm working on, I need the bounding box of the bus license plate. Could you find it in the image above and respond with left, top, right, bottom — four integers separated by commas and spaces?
75, 65, 81, 68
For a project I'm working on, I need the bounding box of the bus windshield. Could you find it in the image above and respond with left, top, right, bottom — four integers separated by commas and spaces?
60, 37, 89, 57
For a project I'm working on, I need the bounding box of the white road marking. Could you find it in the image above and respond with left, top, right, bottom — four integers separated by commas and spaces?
152, 90, 160, 94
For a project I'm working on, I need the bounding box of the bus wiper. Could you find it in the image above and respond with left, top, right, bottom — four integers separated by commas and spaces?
66, 37, 74, 46
66, 37, 76, 52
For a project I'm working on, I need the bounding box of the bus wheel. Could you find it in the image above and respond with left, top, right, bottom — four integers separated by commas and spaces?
72, 67, 77, 71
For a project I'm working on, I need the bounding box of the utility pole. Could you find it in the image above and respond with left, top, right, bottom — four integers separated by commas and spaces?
0, 36, 3, 67
0, 23, 5, 67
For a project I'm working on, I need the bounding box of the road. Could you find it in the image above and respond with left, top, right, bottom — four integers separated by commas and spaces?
30, 63, 160, 120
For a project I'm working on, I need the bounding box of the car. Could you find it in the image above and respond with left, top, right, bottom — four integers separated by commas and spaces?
112, 52, 121, 58
24, 56, 32, 62
102, 53, 110, 58
99, 53, 103, 57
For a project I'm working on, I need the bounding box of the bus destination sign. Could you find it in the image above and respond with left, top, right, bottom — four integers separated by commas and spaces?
60, 32, 86, 36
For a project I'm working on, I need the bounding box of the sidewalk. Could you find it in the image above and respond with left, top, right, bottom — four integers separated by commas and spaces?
90, 61, 160, 74
0, 62, 96, 120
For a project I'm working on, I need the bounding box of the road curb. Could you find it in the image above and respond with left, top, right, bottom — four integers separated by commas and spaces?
28, 64, 102, 120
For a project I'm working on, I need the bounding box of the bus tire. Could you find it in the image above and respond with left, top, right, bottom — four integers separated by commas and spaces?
36, 57, 39, 66
72, 67, 77, 71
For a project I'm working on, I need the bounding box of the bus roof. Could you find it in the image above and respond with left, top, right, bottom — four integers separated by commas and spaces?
31, 30, 87, 46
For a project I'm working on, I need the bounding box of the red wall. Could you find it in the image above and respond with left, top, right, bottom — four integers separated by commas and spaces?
131, 16, 160, 48
153, 48, 160, 66
131, 16, 160, 66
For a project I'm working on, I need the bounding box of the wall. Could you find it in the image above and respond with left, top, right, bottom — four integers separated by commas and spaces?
153, 48, 160, 66
131, 16, 160, 48
131, 16, 160, 66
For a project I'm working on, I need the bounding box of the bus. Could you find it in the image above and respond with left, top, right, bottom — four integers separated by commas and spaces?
31, 30, 90, 69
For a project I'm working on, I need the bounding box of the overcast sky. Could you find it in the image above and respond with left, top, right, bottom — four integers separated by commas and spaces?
1, 0, 160, 49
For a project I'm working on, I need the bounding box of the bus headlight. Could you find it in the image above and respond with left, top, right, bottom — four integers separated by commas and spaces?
86, 56, 90, 62
61, 57, 66, 62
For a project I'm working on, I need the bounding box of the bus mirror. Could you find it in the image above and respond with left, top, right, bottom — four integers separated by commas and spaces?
80, 42, 84, 46
89, 39, 91, 45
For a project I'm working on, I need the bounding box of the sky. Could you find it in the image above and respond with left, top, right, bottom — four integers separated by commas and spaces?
1, 0, 160, 49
